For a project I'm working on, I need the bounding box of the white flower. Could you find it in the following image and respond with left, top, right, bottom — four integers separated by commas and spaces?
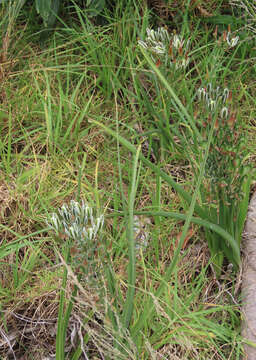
46, 212, 60, 233
226, 32, 239, 47
138, 40, 148, 49
154, 43, 166, 54
70, 225, 78, 239
146, 27, 170, 44
220, 107, 229, 119
46, 201, 104, 243
215, 86, 221, 97
208, 99, 217, 111
88, 227, 94, 241
138, 27, 191, 70
172, 34, 184, 49
197, 87, 207, 101
146, 28, 157, 41
158, 27, 170, 43
94, 215, 104, 233
197, 84, 232, 118
222, 88, 229, 103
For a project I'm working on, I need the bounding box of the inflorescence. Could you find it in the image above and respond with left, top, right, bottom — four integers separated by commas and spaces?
138, 27, 191, 69
46, 200, 104, 270
47, 200, 104, 242
197, 83, 232, 119
196, 83, 245, 202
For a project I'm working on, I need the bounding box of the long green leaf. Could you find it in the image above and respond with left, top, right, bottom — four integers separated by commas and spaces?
122, 146, 141, 328
133, 210, 240, 264
35, 0, 60, 27
141, 49, 202, 141
108, 208, 240, 267
55, 246, 69, 360
91, 119, 208, 220
131, 111, 231, 337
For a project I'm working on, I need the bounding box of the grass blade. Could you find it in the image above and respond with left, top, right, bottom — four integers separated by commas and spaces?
91, 119, 207, 219
122, 145, 141, 328
140, 49, 202, 141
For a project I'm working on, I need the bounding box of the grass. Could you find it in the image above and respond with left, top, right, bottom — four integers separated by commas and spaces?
0, 0, 255, 359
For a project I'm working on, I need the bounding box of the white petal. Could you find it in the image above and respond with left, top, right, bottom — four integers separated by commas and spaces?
222, 88, 229, 103
220, 107, 229, 119
138, 40, 148, 49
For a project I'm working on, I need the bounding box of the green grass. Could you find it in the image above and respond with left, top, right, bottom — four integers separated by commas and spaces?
0, 1, 255, 359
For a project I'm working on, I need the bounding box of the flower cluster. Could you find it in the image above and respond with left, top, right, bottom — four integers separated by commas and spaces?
47, 200, 104, 243
224, 30, 239, 48
138, 27, 190, 69
196, 83, 245, 203
197, 83, 231, 117
214, 25, 239, 48
46, 200, 104, 271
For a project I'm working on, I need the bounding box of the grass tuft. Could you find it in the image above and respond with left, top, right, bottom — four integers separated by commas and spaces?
0, 0, 255, 358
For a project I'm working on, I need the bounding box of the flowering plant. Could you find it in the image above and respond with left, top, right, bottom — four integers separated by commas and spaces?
218, 26, 239, 48
196, 83, 244, 190
138, 27, 190, 69
46, 200, 104, 270
135, 23, 251, 273
195, 83, 250, 272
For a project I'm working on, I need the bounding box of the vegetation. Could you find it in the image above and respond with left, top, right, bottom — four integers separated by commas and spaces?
0, 0, 255, 359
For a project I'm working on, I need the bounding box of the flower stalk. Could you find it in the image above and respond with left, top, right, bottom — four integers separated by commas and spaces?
196, 83, 250, 272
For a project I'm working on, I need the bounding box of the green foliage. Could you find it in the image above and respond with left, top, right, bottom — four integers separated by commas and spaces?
0, 1, 254, 358
86, 0, 105, 17
35, 0, 60, 27
0, 0, 106, 29
135, 25, 252, 274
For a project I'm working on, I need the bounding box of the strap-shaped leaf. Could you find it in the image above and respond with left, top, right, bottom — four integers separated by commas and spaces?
35, 0, 51, 20
45, 0, 60, 27
35, 0, 60, 27
86, 0, 106, 17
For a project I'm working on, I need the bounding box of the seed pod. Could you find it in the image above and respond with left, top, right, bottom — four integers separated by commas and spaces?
213, 25, 218, 38
228, 112, 236, 128
214, 117, 219, 130
220, 107, 229, 119
228, 90, 232, 102
156, 59, 161, 67
169, 43, 173, 56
